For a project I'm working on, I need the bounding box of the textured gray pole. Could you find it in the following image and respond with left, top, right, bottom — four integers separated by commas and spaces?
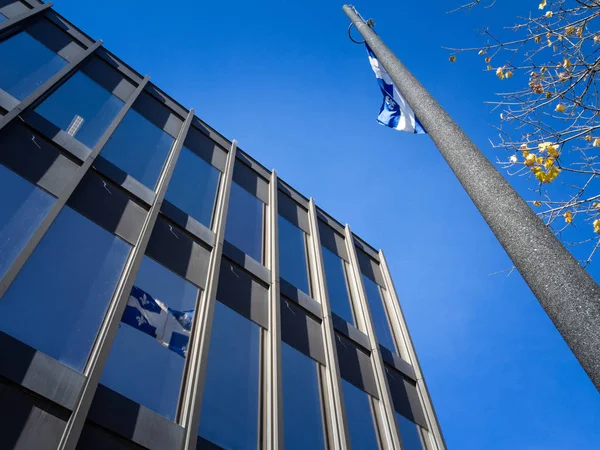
344, 4, 600, 390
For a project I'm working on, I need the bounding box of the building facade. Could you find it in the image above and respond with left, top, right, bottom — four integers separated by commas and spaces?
0, 1, 445, 449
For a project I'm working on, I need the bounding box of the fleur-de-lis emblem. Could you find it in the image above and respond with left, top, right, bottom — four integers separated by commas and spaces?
139, 293, 149, 306
385, 95, 397, 109
136, 315, 146, 327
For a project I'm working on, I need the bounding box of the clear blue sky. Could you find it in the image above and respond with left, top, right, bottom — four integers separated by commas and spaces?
50, 0, 600, 447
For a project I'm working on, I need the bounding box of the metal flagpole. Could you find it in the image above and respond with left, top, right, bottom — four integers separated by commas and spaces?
343, 4, 600, 391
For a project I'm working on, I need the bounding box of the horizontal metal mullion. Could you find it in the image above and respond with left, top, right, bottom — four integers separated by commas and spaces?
0, 1, 52, 35
0, 39, 102, 133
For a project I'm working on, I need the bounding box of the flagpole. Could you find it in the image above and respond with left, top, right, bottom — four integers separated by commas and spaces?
343, 5, 600, 390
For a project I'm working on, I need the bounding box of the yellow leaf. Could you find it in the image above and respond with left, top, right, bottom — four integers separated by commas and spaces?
555, 103, 566, 113
593, 202, 600, 208
539, 0, 547, 9
533, 201, 542, 207
595, 36, 600, 44
486, 65, 492, 71
545, 92, 552, 99
547, 145, 559, 157
520, 144, 529, 151
506, 71, 514, 78
544, 157, 555, 169
594, 219, 600, 234
525, 154, 537, 167
449, 55, 456, 63
585, 135, 593, 142
478, 50, 485, 56
566, 26, 575, 36
564, 211, 573, 224
545, 11, 553, 18
563, 59, 571, 68
594, 138, 600, 147
535, 35, 542, 43
496, 67, 504, 79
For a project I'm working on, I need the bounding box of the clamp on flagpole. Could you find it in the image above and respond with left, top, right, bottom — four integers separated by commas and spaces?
347, 5, 374, 44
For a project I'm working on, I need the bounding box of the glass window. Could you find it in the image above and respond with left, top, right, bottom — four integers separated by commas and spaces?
0, 207, 130, 371
363, 275, 396, 352
199, 301, 260, 449
165, 146, 220, 227
34, 70, 124, 149
281, 342, 327, 450
0, 13, 6, 23
322, 246, 354, 324
0, 165, 55, 279
279, 215, 310, 294
397, 413, 426, 450
100, 109, 175, 190
225, 182, 263, 262
0, 31, 68, 101
101, 256, 198, 420
342, 379, 380, 450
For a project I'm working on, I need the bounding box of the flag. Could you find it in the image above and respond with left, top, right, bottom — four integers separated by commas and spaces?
122, 285, 194, 357
365, 44, 426, 134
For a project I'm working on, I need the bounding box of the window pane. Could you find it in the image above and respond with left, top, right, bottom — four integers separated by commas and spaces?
322, 246, 354, 324
282, 342, 326, 450
0, 31, 67, 100
34, 70, 124, 149
0, 165, 55, 279
363, 275, 396, 352
100, 109, 174, 190
397, 413, 426, 450
225, 182, 263, 262
165, 147, 220, 227
199, 301, 260, 449
0, 207, 130, 371
279, 215, 310, 294
101, 256, 198, 420
0, 13, 6, 23
342, 379, 380, 450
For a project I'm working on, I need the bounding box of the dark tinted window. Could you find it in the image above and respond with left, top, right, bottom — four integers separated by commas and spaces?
0, 207, 130, 371
363, 275, 396, 352
165, 146, 220, 227
35, 71, 124, 149
0, 31, 67, 100
397, 413, 426, 450
0, 164, 55, 279
100, 109, 175, 190
199, 301, 261, 449
0, 13, 6, 22
101, 256, 198, 420
322, 246, 354, 324
225, 182, 263, 262
279, 215, 310, 294
342, 379, 380, 449
281, 342, 327, 450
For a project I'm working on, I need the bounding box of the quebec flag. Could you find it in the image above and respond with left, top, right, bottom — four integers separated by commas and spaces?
366, 44, 426, 134
121, 285, 194, 358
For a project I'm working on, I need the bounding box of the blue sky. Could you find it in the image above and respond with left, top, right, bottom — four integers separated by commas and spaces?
50, 0, 600, 448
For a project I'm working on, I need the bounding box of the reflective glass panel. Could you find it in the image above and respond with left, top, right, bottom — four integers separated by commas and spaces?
101, 256, 198, 420
199, 301, 260, 449
225, 182, 263, 262
0, 207, 130, 371
397, 413, 426, 450
322, 246, 354, 324
0, 31, 67, 100
34, 70, 124, 149
279, 215, 310, 294
0, 165, 55, 279
100, 109, 175, 190
0, 13, 6, 23
282, 342, 326, 450
342, 379, 380, 450
165, 146, 220, 227
363, 275, 396, 352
